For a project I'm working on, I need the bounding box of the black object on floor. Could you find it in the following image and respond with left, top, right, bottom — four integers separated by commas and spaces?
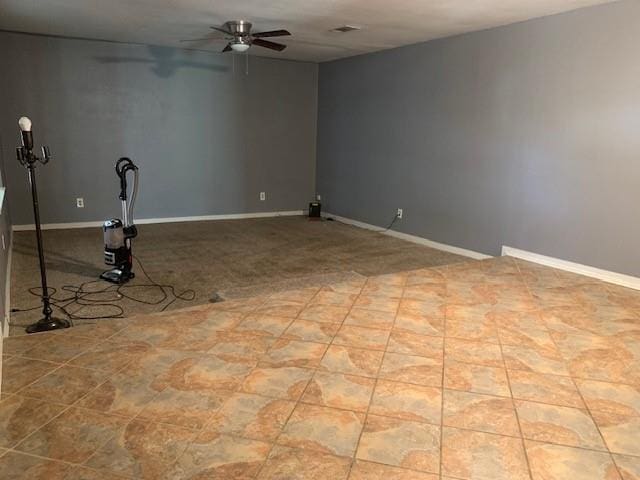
308, 201, 321, 217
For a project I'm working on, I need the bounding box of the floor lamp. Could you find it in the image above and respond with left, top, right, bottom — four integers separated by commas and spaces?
16, 117, 70, 334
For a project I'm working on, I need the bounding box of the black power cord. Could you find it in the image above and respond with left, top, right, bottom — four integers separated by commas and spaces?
324, 212, 400, 233
382, 213, 400, 232
10, 256, 196, 325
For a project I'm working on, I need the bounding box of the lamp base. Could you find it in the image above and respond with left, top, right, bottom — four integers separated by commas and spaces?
26, 317, 71, 334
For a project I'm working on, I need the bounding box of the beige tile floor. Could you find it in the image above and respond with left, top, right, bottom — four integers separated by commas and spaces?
1, 256, 639, 479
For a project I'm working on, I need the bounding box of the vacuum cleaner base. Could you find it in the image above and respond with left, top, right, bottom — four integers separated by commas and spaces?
100, 268, 135, 285
26, 317, 71, 333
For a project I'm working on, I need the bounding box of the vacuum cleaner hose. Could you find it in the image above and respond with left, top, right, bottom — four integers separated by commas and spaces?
128, 167, 139, 226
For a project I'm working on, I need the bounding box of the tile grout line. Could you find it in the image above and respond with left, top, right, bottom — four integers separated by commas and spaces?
0, 448, 135, 478
346, 271, 412, 478
535, 280, 627, 480
5, 330, 152, 458
508, 257, 631, 476
567, 375, 625, 477
518, 261, 631, 471
296, 278, 369, 478
8, 361, 140, 468
128, 375, 632, 453
501, 258, 536, 480
251, 289, 325, 478
179, 293, 297, 477
6, 304, 265, 476
438, 268, 448, 478
214, 286, 334, 479
77, 351, 208, 473
232, 281, 376, 478
118, 298, 274, 478
5, 387, 627, 473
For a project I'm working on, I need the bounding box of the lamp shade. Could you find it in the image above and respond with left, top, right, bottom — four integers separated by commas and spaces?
231, 42, 250, 53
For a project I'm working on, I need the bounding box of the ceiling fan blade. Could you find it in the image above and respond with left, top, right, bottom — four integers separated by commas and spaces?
252, 38, 287, 51
222, 43, 232, 52
210, 26, 232, 36
252, 29, 291, 38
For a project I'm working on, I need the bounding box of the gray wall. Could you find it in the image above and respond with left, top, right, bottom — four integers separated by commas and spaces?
317, 0, 640, 276
0, 32, 318, 225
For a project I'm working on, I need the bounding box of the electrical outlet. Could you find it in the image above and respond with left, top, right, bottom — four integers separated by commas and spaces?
316, 194, 322, 201
397, 208, 403, 219
260, 192, 266, 201
76, 197, 84, 208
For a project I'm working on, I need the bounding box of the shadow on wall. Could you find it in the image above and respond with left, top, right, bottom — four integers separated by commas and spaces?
94, 45, 229, 78
90, 42, 258, 216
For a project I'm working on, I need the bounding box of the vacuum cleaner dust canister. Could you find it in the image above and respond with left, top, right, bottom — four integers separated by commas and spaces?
103, 219, 125, 249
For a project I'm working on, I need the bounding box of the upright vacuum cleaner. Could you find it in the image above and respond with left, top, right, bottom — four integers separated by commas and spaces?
100, 157, 139, 284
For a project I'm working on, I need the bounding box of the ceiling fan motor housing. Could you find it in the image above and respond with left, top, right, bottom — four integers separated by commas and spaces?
226, 20, 252, 38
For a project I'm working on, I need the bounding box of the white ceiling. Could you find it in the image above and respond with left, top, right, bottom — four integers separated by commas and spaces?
0, 0, 616, 62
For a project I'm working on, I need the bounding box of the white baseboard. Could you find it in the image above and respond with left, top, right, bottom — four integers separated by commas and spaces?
3, 230, 13, 338
324, 212, 491, 260
12, 210, 305, 231
13, 220, 104, 231
502, 246, 640, 291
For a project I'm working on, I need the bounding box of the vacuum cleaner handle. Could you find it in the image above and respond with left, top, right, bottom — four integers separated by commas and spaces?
115, 157, 134, 175
115, 157, 138, 201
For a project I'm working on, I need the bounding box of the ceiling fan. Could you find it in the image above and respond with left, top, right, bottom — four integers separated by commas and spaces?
181, 20, 291, 53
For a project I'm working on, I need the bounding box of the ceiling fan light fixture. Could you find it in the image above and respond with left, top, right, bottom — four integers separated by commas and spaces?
230, 41, 250, 52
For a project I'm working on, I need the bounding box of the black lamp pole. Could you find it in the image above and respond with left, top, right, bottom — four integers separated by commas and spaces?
16, 117, 70, 334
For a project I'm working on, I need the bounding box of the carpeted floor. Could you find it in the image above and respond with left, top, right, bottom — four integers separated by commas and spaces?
1, 256, 639, 479
9, 216, 466, 335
